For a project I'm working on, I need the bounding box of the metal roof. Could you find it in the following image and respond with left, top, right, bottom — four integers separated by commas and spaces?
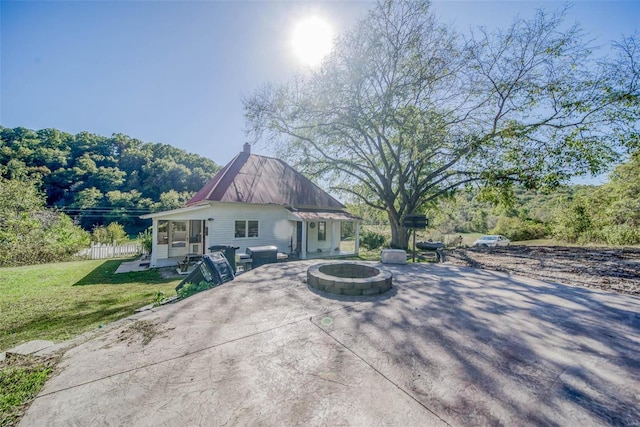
187, 152, 346, 209
288, 209, 361, 222
140, 203, 209, 219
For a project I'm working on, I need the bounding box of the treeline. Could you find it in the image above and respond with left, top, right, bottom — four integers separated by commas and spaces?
0, 127, 220, 233
427, 152, 640, 245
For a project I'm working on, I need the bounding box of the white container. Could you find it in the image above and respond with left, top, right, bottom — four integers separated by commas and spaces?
381, 249, 407, 264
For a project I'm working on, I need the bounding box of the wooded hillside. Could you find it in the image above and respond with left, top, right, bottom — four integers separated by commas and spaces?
0, 127, 220, 233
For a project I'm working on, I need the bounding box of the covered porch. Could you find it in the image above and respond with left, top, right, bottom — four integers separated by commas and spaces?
287, 209, 361, 260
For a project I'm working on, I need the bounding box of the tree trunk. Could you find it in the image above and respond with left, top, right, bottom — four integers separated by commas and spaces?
389, 212, 410, 249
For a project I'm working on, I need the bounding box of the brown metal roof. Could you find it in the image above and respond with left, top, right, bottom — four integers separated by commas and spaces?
187, 152, 346, 209
288, 210, 362, 221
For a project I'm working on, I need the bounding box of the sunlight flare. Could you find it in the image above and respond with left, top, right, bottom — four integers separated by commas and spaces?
291, 15, 334, 67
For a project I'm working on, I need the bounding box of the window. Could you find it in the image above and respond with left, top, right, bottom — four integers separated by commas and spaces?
235, 220, 259, 238
171, 221, 187, 248
189, 220, 202, 243
318, 221, 326, 241
248, 220, 259, 237
157, 220, 168, 244
235, 221, 246, 238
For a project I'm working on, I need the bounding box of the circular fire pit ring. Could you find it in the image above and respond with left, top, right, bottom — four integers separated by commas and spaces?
307, 262, 392, 296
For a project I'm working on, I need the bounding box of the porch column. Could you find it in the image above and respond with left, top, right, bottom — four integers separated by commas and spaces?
301, 221, 308, 259
330, 221, 336, 255
151, 218, 159, 267
354, 221, 360, 255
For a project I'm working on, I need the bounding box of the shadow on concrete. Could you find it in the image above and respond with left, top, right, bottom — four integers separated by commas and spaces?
318, 262, 640, 425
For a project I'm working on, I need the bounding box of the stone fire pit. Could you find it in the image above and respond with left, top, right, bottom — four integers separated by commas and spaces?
307, 262, 392, 296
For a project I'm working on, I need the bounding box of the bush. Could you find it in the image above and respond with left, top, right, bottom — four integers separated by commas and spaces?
176, 281, 215, 299
578, 225, 640, 246
92, 222, 128, 244
360, 230, 386, 250
138, 227, 153, 255
490, 216, 548, 241
0, 178, 91, 266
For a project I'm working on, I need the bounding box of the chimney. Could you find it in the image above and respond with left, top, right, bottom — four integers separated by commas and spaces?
243, 143, 251, 154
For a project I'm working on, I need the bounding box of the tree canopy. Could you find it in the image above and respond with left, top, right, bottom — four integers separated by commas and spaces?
0, 127, 220, 233
0, 177, 90, 266
244, 0, 639, 248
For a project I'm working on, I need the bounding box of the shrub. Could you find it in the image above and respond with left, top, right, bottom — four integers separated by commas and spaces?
360, 230, 386, 250
590, 225, 640, 246
0, 178, 91, 266
491, 216, 548, 241
138, 227, 153, 255
176, 281, 214, 299
92, 222, 128, 244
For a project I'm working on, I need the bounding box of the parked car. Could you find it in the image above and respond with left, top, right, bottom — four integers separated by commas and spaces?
472, 235, 510, 247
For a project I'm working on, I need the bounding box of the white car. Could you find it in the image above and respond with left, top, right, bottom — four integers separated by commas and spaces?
472, 235, 510, 247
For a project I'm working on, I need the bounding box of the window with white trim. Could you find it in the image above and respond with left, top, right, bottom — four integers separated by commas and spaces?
318, 221, 327, 241
235, 220, 259, 238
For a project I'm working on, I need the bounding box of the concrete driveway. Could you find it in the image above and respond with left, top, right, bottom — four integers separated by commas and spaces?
21, 261, 640, 426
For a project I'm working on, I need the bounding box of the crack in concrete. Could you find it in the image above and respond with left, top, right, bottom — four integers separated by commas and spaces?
309, 317, 452, 426
33, 302, 367, 400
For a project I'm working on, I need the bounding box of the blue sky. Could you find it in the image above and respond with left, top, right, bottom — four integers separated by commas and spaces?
2, 1, 639, 171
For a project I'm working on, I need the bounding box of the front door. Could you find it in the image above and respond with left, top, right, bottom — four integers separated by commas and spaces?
188, 220, 204, 254
296, 221, 302, 255
168, 221, 189, 258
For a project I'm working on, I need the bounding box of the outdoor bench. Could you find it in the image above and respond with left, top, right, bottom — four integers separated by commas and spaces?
177, 253, 203, 272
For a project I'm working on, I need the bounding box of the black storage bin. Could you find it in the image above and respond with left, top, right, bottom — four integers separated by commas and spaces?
175, 253, 235, 293
208, 245, 239, 272
246, 245, 278, 268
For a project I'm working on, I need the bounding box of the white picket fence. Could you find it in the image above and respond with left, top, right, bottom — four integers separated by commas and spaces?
78, 242, 146, 260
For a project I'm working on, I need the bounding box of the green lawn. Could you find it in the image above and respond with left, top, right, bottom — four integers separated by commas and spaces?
0, 354, 57, 427
0, 259, 180, 351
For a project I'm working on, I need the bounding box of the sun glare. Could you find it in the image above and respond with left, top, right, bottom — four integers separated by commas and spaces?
291, 16, 334, 67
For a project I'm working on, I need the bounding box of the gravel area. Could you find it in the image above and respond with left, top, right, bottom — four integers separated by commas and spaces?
446, 246, 640, 296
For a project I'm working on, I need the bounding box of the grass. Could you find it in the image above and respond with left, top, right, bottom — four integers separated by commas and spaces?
0, 259, 181, 351
0, 354, 58, 427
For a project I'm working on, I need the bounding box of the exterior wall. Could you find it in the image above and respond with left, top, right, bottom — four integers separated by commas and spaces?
146, 202, 357, 265
208, 203, 294, 255
305, 220, 337, 254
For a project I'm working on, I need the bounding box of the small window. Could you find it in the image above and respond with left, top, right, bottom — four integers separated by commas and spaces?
248, 220, 259, 237
318, 221, 326, 241
235, 220, 259, 238
235, 220, 246, 238
157, 220, 168, 244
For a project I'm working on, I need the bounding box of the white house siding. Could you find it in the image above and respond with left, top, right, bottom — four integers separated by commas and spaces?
145, 202, 353, 266
307, 220, 340, 252
208, 203, 294, 255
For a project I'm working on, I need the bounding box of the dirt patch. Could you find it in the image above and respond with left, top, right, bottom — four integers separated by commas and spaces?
446, 246, 640, 296
116, 320, 171, 346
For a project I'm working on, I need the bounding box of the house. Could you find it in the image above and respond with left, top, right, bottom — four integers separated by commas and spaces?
141, 143, 361, 268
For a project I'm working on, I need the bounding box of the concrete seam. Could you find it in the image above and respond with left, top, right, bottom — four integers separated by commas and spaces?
309, 318, 452, 427
35, 301, 369, 400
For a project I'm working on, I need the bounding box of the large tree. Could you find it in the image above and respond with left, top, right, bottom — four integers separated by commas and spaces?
244, 0, 639, 248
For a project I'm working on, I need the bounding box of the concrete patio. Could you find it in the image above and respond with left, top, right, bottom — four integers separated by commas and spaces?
21, 261, 640, 426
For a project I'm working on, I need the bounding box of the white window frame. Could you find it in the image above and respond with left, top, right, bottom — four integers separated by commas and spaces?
234, 220, 259, 238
